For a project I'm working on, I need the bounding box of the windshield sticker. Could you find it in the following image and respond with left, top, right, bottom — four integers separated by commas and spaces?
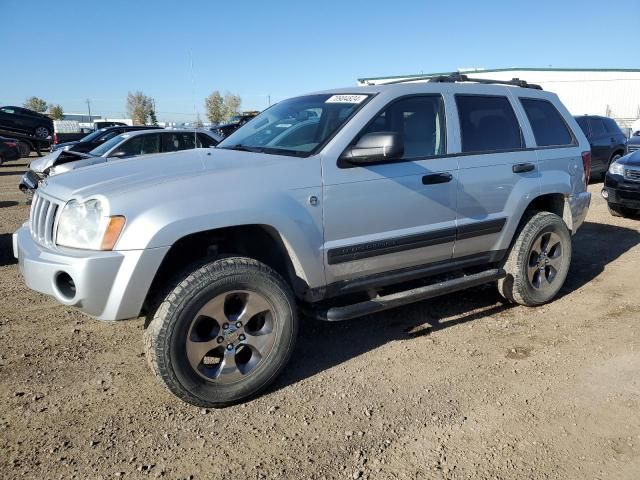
325, 94, 368, 104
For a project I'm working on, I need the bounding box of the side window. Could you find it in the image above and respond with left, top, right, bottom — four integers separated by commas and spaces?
519, 98, 575, 147
140, 134, 161, 154
112, 137, 144, 157
197, 133, 216, 147
162, 133, 181, 152
576, 117, 590, 137
98, 130, 120, 142
589, 118, 606, 137
178, 132, 197, 150
1, 107, 16, 114
604, 118, 622, 135
360, 95, 446, 159
456, 95, 523, 153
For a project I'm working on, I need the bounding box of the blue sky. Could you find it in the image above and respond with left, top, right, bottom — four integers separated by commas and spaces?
0, 0, 636, 122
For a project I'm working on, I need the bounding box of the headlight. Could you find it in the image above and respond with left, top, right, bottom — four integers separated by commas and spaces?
608, 161, 625, 176
56, 199, 125, 250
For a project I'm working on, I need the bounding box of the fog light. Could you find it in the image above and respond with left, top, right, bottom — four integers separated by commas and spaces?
601, 188, 609, 199
55, 272, 76, 300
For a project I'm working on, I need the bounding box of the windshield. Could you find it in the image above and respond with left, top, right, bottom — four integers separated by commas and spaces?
217, 93, 370, 156
79, 128, 107, 142
88, 134, 127, 156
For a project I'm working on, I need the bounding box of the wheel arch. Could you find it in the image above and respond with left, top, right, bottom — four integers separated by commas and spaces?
142, 224, 310, 315
519, 192, 574, 233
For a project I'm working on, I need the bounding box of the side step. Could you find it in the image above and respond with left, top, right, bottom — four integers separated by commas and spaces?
319, 268, 506, 322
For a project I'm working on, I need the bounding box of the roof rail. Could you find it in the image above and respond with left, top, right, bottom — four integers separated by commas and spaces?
428, 72, 543, 90
378, 72, 543, 90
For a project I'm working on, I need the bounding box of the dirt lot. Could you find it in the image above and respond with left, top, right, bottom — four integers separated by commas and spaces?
0, 156, 639, 480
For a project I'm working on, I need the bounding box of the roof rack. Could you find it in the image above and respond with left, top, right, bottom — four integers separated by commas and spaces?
379, 72, 543, 90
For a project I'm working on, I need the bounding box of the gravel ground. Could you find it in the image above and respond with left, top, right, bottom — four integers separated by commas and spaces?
1, 156, 639, 479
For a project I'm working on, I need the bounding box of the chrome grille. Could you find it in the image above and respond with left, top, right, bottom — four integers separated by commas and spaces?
627, 144, 640, 154
29, 193, 60, 246
624, 168, 640, 182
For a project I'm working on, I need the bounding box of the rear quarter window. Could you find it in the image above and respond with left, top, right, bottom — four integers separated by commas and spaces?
455, 95, 523, 153
520, 98, 576, 147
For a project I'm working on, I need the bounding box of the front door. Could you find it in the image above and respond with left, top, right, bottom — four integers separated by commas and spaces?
322, 95, 458, 285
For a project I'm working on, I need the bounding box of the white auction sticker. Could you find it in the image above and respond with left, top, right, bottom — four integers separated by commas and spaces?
325, 94, 368, 104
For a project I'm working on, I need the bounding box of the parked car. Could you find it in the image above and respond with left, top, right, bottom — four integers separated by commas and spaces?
603, 150, 640, 217
52, 121, 128, 148
0, 106, 54, 139
13, 74, 591, 407
51, 125, 163, 153
626, 131, 640, 155
0, 136, 21, 165
213, 111, 259, 138
20, 129, 220, 191
574, 115, 627, 178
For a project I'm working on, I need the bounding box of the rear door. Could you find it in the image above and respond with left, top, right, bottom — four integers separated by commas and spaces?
0, 107, 20, 131
588, 117, 611, 173
322, 94, 458, 285
453, 89, 540, 260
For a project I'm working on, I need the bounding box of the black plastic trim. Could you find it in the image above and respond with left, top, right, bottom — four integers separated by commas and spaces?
327, 218, 506, 265
327, 228, 456, 265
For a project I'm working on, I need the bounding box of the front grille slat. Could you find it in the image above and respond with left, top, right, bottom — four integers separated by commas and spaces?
29, 192, 61, 247
624, 168, 640, 182
628, 145, 640, 153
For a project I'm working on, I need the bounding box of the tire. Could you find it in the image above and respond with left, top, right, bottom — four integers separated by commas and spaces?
0, 153, 4, 166
34, 126, 50, 138
498, 211, 572, 306
608, 203, 636, 218
17, 141, 30, 157
144, 257, 298, 407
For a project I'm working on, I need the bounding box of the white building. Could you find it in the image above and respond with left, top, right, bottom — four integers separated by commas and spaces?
358, 68, 640, 129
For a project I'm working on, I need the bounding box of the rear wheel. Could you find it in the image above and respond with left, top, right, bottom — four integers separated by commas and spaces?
34, 126, 50, 138
144, 257, 298, 407
608, 203, 636, 218
498, 211, 572, 306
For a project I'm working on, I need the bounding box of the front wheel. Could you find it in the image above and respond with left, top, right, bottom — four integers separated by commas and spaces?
498, 211, 572, 306
144, 257, 298, 407
17, 141, 31, 157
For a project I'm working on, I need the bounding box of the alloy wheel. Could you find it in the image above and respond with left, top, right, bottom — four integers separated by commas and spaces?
185, 290, 277, 384
527, 231, 563, 292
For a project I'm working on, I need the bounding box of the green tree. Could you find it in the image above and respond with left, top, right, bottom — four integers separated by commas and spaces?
222, 92, 242, 121
149, 107, 158, 126
205, 90, 224, 124
49, 104, 64, 120
126, 91, 154, 125
23, 96, 48, 113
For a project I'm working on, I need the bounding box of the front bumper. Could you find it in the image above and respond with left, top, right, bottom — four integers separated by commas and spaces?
568, 191, 591, 234
604, 173, 640, 209
13, 225, 169, 321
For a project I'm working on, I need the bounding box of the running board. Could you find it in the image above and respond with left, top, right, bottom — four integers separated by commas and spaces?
318, 268, 506, 322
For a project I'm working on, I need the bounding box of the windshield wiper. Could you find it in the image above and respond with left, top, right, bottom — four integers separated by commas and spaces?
221, 144, 264, 153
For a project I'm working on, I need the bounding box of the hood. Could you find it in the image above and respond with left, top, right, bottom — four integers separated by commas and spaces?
38, 148, 291, 202
618, 150, 640, 167
30, 149, 91, 172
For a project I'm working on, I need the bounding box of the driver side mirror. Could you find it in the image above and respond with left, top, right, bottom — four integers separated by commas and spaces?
340, 132, 404, 166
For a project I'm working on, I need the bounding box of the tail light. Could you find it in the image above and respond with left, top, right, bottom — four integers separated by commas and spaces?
2, 140, 17, 148
581, 151, 591, 188
53, 133, 58, 144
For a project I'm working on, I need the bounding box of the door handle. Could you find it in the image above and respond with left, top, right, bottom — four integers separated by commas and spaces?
422, 172, 453, 185
513, 163, 535, 173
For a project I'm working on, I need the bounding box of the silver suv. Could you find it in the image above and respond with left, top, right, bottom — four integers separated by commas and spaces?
13, 74, 591, 407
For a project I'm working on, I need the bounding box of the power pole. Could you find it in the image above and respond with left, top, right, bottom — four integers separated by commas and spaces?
86, 99, 92, 121
268, 95, 271, 107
